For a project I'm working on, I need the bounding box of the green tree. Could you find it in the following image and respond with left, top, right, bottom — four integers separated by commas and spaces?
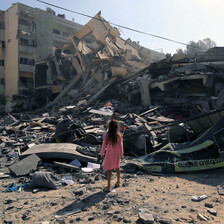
176, 38, 216, 54
176, 48, 184, 54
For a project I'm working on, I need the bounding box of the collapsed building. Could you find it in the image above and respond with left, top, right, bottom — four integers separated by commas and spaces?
0, 7, 164, 112
31, 11, 224, 119
33, 11, 165, 110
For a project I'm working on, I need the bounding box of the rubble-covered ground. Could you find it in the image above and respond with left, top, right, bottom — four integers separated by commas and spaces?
1, 166, 224, 223
0, 100, 224, 224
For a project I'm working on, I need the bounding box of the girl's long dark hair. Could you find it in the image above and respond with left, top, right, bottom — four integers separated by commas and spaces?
108, 119, 120, 145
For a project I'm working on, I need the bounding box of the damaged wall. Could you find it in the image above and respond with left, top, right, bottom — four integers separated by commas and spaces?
5, 4, 19, 102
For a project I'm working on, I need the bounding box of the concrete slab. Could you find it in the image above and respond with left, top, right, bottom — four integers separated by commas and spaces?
20, 143, 97, 163
9, 154, 41, 176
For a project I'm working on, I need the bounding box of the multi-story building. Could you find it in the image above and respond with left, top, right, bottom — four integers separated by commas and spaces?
0, 10, 5, 98
0, 3, 81, 104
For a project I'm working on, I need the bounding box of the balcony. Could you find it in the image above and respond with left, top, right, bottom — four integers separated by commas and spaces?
19, 64, 34, 73
53, 33, 67, 43
18, 24, 36, 35
19, 44, 35, 54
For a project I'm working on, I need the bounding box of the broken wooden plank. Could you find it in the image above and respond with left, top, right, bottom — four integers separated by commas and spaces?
140, 107, 158, 117
132, 113, 148, 123
147, 115, 174, 123
0, 173, 10, 179
53, 161, 80, 171
89, 109, 113, 116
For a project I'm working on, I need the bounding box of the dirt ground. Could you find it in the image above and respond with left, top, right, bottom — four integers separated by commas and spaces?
1, 167, 224, 224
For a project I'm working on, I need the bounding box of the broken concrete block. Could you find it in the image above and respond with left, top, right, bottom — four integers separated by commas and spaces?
77, 99, 87, 107
9, 154, 41, 176
94, 71, 104, 83
72, 57, 83, 74
125, 49, 132, 60
139, 77, 151, 106
207, 208, 217, 216
0, 114, 18, 126
51, 84, 62, 94
139, 212, 154, 224
111, 66, 127, 78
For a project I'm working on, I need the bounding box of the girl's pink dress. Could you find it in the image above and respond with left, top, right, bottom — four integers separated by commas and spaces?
101, 132, 123, 170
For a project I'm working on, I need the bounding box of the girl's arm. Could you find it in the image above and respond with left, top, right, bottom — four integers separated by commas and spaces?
119, 133, 124, 160
101, 133, 108, 158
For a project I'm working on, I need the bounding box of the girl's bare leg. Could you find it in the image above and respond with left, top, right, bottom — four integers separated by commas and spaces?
107, 170, 112, 190
116, 168, 121, 186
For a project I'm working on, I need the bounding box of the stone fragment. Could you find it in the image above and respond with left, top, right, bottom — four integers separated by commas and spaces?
197, 213, 208, 221
207, 208, 217, 216
4, 199, 16, 204
75, 217, 82, 221
6, 206, 14, 210
107, 211, 114, 215
3, 219, 15, 224
158, 217, 172, 224
139, 212, 154, 224
73, 188, 85, 196
123, 218, 132, 223
205, 202, 213, 208
88, 216, 95, 221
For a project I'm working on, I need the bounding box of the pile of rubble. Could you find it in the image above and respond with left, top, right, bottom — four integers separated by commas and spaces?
33, 44, 224, 124
8, 12, 224, 122
1, 12, 224, 178
32, 11, 165, 110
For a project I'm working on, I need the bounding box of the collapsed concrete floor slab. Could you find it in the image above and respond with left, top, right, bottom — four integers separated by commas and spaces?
9, 154, 41, 176
20, 143, 97, 163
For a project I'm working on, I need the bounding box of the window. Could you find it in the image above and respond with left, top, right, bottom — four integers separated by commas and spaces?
53, 29, 60, 35
19, 58, 34, 65
20, 57, 28, 65
20, 77, 33, 86
0, 60, 4, 66
1, 41, 5, 48
28, 59, 35, 65
0, 21, 5, 29
31, 39, 37, 47
0, 78, 4, 85
20, 38, 28, 45
63, 31, 70, 37
19, 19, 29, 26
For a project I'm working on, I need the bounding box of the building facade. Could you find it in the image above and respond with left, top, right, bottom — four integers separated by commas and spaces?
0, 3, 81, 104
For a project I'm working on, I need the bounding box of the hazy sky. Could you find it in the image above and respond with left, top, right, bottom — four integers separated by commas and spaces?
1, 0, 224, 54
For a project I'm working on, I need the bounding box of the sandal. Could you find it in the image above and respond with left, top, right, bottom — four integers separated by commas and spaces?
115, 182, 121, 188
103, 187, 110, 192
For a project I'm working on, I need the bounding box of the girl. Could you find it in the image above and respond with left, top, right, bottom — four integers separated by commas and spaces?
101, 119, 124, 191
